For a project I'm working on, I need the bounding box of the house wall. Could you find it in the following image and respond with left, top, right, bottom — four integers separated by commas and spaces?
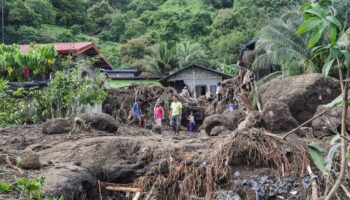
166, 67, 223, 97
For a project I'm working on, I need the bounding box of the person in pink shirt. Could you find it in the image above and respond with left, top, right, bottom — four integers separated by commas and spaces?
154, 102, 164, 128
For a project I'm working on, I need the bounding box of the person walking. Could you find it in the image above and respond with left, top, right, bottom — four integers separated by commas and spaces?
154, 102, 164, 128
188, 111, 195, 133
169, 95, 182, 135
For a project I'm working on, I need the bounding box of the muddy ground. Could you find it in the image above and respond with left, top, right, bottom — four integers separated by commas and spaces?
0, 123, 315, 200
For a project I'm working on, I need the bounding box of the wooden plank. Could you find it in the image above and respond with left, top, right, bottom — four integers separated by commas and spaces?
106, 186, 141, 193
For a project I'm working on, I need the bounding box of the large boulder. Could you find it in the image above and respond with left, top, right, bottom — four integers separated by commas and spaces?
259, 73, 340, 123
75, 113, 118, 133
19, 149, 41, 170
262, 101, 299, 132
311, 106, 350, 136
42, 118, 72, 134
202, 110, 247, 135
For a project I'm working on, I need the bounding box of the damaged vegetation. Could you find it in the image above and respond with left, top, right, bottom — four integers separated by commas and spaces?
1, 1, 350, 200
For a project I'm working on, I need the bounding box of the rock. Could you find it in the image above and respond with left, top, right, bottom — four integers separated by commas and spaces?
158, 160, 169, 174
237, 111, 263, 131
262, 101, 299, 132
42, 118, 72, 134
153, 126, 162, 134
75, 113, 118, 133
0, 154, 6, 165
311, 106, 350, 136
202, 110, 246, 135
19, 149, 41, 170
259, 73, 340, 123
312, 106, 342, 133
210, 126, 231, 136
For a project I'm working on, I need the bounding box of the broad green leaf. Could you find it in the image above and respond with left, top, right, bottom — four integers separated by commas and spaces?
308, 142, 328, 175
322, 58, 335, 77
326, 16, 343, 31
325, 143, 341, 173
342, 51, 350, 68
308, 25, 325, 48
305, 9, 323, 18
330, 25, 337, 46
0, 182, 10, 192
296, 17, 322, 35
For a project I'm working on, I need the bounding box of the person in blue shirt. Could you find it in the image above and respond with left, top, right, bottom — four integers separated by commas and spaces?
133, 99, 143, 127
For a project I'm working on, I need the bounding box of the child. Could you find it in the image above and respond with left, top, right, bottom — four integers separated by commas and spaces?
228, 101, 234, 111
188, 111, 195, 133
154, 102, 164, 128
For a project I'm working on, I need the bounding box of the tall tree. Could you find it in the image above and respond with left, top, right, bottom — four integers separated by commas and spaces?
253, 12, 315, 76
144, 42, 173, 75
176, 41, 209, 68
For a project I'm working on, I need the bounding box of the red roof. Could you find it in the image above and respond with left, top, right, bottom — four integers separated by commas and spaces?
20, 42, 112, 69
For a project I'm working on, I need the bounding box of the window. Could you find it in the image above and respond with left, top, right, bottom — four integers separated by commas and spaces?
210, 85, 216, 93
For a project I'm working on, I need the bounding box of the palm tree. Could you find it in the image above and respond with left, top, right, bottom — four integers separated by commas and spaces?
144, 42, 173, 75
176, 41, 209, 68
253, 13, 316, 76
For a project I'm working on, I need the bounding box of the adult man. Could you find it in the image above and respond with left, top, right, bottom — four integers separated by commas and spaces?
169, 95, 182, 135
133, 99, 143, 127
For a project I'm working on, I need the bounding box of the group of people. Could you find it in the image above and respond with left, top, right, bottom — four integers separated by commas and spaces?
131, 95, 195, 135
131, 82, 238, 135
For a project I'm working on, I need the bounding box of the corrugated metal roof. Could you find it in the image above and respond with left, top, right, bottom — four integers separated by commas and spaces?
19, 42, 112, 69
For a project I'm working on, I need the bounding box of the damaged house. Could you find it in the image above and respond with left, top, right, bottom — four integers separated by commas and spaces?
160, 64, 232, 98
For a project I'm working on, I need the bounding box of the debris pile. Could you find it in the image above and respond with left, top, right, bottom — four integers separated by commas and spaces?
102, 84, 177, 123
134, 128, 309, 199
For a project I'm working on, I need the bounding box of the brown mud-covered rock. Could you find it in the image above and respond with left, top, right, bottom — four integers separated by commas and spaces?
19, 149, 41, 170
259, 73, 340, 123
262, 101, 299, 132
311, 106, 350, 137
42, 118, 72, 134
202, 110, 246, 135
75, 113, 118, 133
210, 126, 231, 136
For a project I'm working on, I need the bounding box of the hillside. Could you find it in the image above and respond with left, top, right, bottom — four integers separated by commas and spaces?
1, 0, 302, 70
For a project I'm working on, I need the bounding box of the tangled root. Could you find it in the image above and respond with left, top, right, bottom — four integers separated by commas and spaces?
134, 128, 309, 200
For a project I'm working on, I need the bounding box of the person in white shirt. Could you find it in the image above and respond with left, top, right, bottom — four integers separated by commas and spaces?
216, 82, 222, 101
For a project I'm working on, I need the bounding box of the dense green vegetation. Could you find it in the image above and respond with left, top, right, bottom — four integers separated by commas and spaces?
1, 0, 308, 74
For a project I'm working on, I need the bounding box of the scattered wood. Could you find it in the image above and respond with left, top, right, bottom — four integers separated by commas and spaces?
5, 156, 23, 174
341, 184, 350, 199
98, 180, 103, 200
133, 192, 141, 200
307, 165, 318, 200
